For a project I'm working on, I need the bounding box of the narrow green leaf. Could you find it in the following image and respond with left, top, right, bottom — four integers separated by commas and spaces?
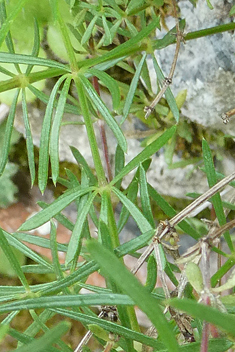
148, 183, 200, 240
109, 18, 122, 41
4, 231, 53, 269
114, 144, 125, 190
0, 1, 21, 73
57, 11, 78, 71
14, 231, 67, 253
23, 310, 55, 340
50, 221, 64, 280
65, 191, 96, 266
0, 294, 134, 313
22, 89, 35, 185
53, 307, 166, 350
153, 19, 186, 50
50, 76, 72, 184
0, 64, 14, 77
152, 56, 179, 122
102, 15, 112, 45
202, 139, 233, 250
169, 297, 235, 337
38, 201, 74, 231
145, 255, 157, 292
110, 125, 176, 185
126, 0, 145, 15
0, 229, 29, 290
206, 0, 213, 9
70, 146, 97, 185
121, 53, 146, 123
139, 164, 155, 227
88, 68, 120, 110
28, 84, 80, 116
0, 0, 29, 47
79, 75, 127, 152
14, 321, 71, 352
117, 180, 138, 233
25, 19, 40, 76
78, 17, 160, 68
115, 229, 155, 258
135, 55, 152, 92
211, 259, 235, 288
125, 18, 138, 36
19, 186, 95, 231
0, 52, 70, 71
113, 186, 153, 233
229, 5, 235, 16
75, 77, 107, 183
87, 241, 179, 351
0, 324, 9, 342
0, 89, 20, 176
81, 15, 98, 45
99, 220, 113, 251
38, 74, 68, 193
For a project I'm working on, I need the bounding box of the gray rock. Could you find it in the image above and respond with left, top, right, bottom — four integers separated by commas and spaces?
149, 0, 235, 130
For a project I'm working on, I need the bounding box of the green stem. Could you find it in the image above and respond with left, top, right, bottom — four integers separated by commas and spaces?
184, 22, 235, 41
75, 77, 107, 185
153, 21, 235, 50
0, 68, 67, 93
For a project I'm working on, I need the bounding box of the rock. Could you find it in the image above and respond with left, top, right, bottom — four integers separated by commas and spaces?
149, 0, 235, 130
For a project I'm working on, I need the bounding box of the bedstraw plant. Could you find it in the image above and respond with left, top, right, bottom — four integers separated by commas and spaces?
0, 0, 235, 351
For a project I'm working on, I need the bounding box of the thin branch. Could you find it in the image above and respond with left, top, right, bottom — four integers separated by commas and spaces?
74, 311, 104, 352
131, 170, 235, 274
221, 107, 235, 124
145, 0, 182, 118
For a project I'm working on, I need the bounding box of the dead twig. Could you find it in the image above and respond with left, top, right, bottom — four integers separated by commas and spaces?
221, 107, 235, 124
145, 0, 183, 118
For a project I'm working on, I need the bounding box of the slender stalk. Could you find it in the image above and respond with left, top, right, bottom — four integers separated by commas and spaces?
131, 170, 235, 274
184, 22, 235, 42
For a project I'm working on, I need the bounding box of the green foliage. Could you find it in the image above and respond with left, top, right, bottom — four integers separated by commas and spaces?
0, 0, 234, 351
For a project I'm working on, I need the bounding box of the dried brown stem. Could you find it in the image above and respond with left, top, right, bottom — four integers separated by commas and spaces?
74, 311, 103, 352
221, 107, 235, 124
132, 171, 235, 274
145, 0, 182, 118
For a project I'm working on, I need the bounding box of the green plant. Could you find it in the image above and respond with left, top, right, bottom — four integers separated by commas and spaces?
0, 0, 235, 351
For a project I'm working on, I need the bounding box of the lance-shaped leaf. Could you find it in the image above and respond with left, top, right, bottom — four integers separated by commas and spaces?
0, 89, 20, 176
80, 74, 127, 152
110, 125, 176, 185
50, 76, 72, 184
21, 89, 35, 185
0, 229, 29, 290
87, 240, 179, 352
65, 191, 97, 266
0, 52, 70, 71
202, 139, 232, 250
13, 321, 71, 352
88, 68, 120, 110
121, 53, 146, 123
19, 186, 95, 231
38, 74, 68, 193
